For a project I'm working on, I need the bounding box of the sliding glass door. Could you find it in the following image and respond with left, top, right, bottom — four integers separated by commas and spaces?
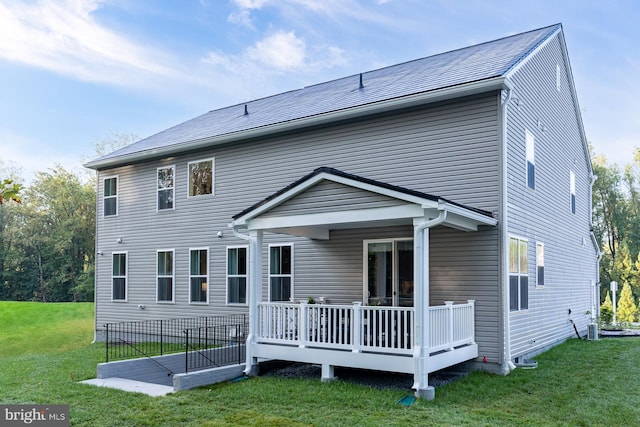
365, 239, 413, 307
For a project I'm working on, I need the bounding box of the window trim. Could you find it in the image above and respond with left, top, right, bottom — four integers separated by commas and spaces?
268, 243, 294, 302
157, 165, 176, 211
189, 247, 210, 305
156, 249, 175, 304
570, 170, 576, 214
536, 242, 544, 288
103, 175, 119, 217
187, 158, 215, 198
226, 245, 249, 306
509, 236, 529, 312
525, 130, 535, 190
111, 251, 128, 302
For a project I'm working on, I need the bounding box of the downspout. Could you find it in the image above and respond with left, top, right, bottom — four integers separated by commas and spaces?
500, 88, 516, 373
413, 208, 447, 399
589, 174, 603, 317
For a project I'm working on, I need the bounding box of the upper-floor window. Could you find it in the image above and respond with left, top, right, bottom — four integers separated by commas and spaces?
157, 250, 174, 303
509, 237, 528, 311
570, 171, 576, 214
112, 252, 127, 301
536, 242, 545, 287
269, 244, 293, 302
227, 246, 248, 305
188, 159, 214, 197
157, 166, 175, 210
525, 130, 535, 190
103, 176, 118, 216
556, 64, 561, 92
189, 248, 209, 304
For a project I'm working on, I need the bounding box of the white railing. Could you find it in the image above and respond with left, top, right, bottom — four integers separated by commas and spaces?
256, 300, 475, 356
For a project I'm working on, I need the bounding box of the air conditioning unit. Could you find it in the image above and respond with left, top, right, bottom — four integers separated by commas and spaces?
587, 323, 598, 340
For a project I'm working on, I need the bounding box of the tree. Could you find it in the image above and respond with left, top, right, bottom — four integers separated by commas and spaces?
600, 291, 613, 323
0, 179, 22, 204
617, 282, 637, 323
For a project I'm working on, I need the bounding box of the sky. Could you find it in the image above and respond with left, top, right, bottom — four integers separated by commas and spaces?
0, 0, 638, 184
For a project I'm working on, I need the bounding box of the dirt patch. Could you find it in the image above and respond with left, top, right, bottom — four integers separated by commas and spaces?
260, 361, 466, 390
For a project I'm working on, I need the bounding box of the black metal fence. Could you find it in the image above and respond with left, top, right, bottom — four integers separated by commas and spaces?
104, 314, 248, 371
183, 320, 248, 373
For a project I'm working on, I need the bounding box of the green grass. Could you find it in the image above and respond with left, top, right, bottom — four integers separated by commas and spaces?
1, 301, 640, 426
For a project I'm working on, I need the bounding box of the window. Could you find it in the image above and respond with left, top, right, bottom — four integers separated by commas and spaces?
509, 237, 528, 311
269, 244, 293, 301
525, 130, 535, 190
112, 252, 127, 301
157, 166, 175, 210
188, 159, 214, 197
556, 64, 561, 92
227, 246, 248, 305
570, 171, 576, 214
157, 250, 174, 303
190, 248, 209, 303
103, 176, 118, 216
536, 243, 545, 287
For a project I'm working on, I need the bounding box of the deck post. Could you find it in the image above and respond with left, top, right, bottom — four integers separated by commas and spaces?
245, 229, 263, 376
352, 302, 362, 353
413, 223, 435, 400
445, 301, 454, 351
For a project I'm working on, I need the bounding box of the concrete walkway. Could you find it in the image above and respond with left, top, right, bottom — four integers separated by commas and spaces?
80, 377, 174, 397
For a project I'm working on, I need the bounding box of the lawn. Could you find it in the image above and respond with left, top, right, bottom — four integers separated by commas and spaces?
1, 301, 639, 426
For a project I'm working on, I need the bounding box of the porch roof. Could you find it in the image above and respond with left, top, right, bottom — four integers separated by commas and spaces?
231, 167, 497, 239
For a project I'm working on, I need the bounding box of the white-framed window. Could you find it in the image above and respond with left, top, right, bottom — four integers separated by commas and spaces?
570, 170, 576, 214
112, 251, 127, 301
157, 166, 175, 210
509, 236, 528, 311
103, 176, 118, 217
227, 246, 248, 305
189, 248, 209, 304
269, 244, 293, 302
556, 64, 561, 92
188, 158, 214, 197
536, 242, 544, 287
525, 130, 535, 190
157, 249, 174, 303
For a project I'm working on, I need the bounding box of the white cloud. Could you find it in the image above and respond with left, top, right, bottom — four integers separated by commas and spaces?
0, 0, 188, 89
247, 31, 307, 70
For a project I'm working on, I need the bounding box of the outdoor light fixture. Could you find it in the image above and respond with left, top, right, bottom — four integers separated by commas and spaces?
116, 237, 123, 244
138, 304, 145, 310
217, 231, 223, 238
97, 250, 103, 256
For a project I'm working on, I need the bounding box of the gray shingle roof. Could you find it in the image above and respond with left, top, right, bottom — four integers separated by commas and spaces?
87, 24, 561, 168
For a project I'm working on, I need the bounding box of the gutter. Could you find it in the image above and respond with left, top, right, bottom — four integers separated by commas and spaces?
84, 77, 509, 170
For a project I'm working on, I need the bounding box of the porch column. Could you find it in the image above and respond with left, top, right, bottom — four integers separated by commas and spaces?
412, 224, 434, 399
245, 229, 263, 376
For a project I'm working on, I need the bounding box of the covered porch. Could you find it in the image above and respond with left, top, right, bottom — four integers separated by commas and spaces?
231, 167, 497, 399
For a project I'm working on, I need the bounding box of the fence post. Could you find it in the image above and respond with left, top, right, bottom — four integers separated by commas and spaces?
467, 300, 476, 344
352, 302, 362, 353
105, 323, 109, 363
445, 301, 454, 351
160, 320, 164, 356
184, 329, 189, 374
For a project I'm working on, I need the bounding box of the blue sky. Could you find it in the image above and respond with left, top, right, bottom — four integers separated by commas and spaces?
0, 0, 638, 183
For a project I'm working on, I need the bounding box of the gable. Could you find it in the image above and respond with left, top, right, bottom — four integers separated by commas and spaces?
260, 180, 408, 219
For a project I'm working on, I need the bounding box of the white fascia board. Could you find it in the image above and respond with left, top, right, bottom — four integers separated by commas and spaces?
422, 201, 497, 227
504, 26, 562, 78
85, 77, 509, 170
246, 205, 424, 231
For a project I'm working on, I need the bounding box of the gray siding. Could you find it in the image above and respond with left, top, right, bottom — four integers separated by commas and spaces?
95, 94, 502, 361
505, 35, 597, 358
262, 180, 407, 218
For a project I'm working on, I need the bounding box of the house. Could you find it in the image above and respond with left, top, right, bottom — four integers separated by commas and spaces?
85, 23, 600, 399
